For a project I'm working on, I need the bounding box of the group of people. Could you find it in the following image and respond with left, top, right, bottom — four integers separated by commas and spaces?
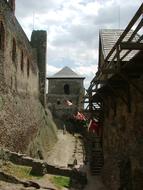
72, 110, 102, 137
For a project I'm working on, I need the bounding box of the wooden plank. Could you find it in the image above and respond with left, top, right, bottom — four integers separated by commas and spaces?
120, 35, 143, 61
120, 42, 143, 50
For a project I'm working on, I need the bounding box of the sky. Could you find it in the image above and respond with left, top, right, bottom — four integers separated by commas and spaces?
15, 0, 142, 89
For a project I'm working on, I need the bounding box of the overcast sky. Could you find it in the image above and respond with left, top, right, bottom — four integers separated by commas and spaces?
15, 0, 142, 88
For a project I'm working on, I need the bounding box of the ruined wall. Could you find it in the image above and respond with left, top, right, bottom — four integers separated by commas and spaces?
102, 78, 143, 190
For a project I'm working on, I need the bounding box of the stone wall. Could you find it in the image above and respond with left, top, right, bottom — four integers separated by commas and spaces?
0, 0, 58, 158
0, 148, 87, 181
102, 78, 143, 190
0, 0, 39, 97
0, 86, 57, 157
31, 30, 47, 106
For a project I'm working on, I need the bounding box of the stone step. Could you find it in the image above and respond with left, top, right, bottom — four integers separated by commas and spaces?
90, 162, 103, 166
91, 172, 101, 176
91, 154, 103, 157
91, 168, 102, 172
91, 168, 102, 171
91, 158, 104, 161
91, 162, 104, 166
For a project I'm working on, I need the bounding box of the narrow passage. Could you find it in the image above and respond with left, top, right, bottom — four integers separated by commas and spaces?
46, 130, 107, 190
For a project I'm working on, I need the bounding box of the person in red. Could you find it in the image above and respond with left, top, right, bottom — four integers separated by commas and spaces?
88, 118, 101, 136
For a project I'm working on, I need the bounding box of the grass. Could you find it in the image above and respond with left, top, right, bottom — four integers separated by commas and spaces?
1, 162, 70, 189
50, 175, 70, 189
1, 161, 41, 180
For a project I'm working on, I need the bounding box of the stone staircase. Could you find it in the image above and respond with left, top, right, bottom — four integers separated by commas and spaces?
89, 136, 104, 176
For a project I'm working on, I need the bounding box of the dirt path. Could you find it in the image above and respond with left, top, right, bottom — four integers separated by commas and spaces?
46, 130, 76, 167
0, 130, 107, 190
45, 130, 107, 190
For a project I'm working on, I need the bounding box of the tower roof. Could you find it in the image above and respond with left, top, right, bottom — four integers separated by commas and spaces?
47, 66, 85, 79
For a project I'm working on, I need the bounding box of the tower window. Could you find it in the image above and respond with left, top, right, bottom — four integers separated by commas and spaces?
21, 50, 24, 72
0, 22, 5, 50
64, 84, 70, 95
12, 38, 16, 62
57, 99, 61, 105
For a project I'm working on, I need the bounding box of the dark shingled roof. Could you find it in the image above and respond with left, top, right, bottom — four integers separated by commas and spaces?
100, 29, 140, 61
47, 66, 85, 79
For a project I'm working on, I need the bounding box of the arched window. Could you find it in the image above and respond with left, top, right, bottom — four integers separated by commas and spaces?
20, 50, 24, 72
64, 84, 70, 95
0, 22, 5, 50
27, 59, 30, 77
12, 38, 16, 62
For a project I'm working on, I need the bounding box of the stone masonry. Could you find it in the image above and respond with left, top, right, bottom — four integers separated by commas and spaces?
0, 0, 58, 157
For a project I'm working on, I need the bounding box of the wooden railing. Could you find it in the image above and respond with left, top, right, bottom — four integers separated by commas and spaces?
96, 3, 143, 80
85, 4, 143, 110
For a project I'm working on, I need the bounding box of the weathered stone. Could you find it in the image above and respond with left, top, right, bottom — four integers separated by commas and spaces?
0, 0, 58, 157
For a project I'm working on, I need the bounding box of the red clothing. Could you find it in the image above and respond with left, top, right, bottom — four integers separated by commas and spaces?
88, 119, 100, 135
74, 112, 86, 121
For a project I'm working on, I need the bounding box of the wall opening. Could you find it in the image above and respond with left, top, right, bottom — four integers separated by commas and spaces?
20, 50, 24, 72
57, 99, 61, 105
27, 58, 30, 77
12, 38, 16, 62
64, 84, 70, 95
0, 22, 5, 50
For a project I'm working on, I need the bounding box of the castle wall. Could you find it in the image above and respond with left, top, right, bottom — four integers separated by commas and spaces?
0, 0, 57, 157
31, 31, 47, 106
102, 78, 143, 190
0, 0, 39, 97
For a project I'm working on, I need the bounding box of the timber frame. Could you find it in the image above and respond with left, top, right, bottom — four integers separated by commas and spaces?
85, 3, 143, 120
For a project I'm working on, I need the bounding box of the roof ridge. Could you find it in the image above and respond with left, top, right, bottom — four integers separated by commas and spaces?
48, 66, 85, 79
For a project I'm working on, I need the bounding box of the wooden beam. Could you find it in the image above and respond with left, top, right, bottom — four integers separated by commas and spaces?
105, 4, 143, 62
127, 19, 143, 42
120, 35, 143, 61
102, 69, 117, 74
120, 42, 143, 50
116, 45, 121, 70
84, 104, 89, 110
